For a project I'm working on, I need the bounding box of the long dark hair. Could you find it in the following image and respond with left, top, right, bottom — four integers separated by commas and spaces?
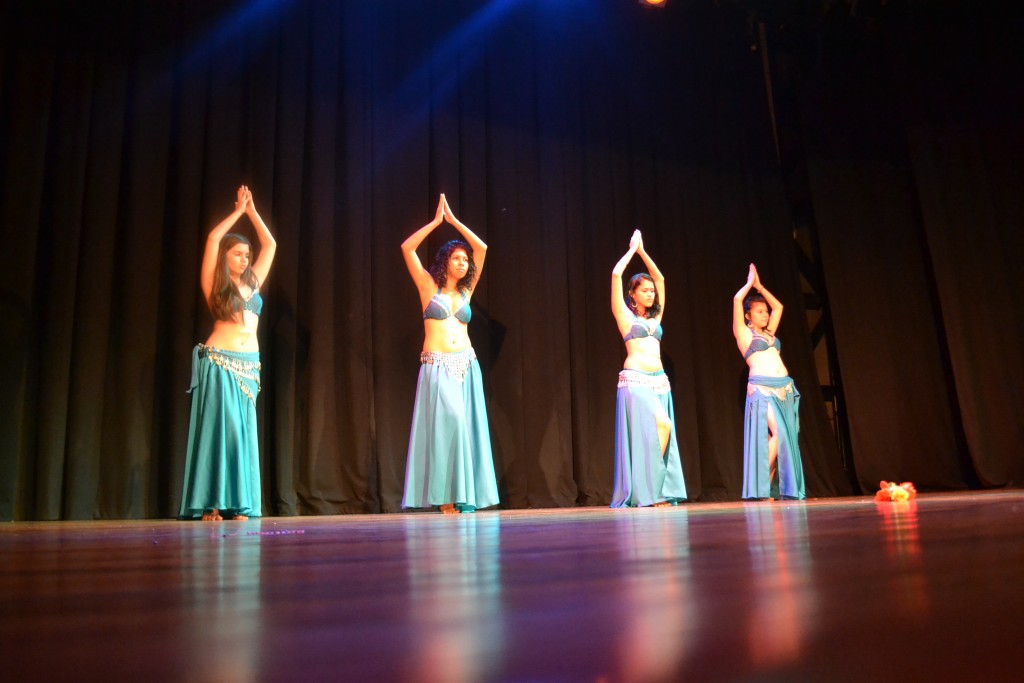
429, 239, 477, 292
209, 233, 260, 322
626, 273, 661, 318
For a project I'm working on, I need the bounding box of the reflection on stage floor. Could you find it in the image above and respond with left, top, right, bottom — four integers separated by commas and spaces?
3, 491, 1024, 681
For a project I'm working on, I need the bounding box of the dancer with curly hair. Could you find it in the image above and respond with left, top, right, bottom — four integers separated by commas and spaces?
400, 194, 499, 514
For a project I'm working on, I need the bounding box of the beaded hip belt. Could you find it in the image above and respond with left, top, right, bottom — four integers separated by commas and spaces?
420, 349, 477, 383
746, 378, 795, 403
617, 369, 671, 394
199, 344, 261, 404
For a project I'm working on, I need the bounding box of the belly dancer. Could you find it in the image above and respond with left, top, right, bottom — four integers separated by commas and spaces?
400, 194, 499, 514
732, 264, 805, 500
610, 230, 687, 507
180, 186, 277, 520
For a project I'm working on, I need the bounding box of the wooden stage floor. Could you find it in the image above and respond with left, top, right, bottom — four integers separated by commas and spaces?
3, 492, 1024, 682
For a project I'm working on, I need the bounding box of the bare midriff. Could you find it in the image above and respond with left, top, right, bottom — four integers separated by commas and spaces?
623, 337, 663, 373
422, 317, 472, 353
205, 312, 260, 352
746, 347, 788, 378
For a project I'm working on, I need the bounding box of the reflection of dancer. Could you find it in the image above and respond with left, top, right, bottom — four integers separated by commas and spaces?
613, 513, 692, 678
744, 505, 812, 666
610, 230, 686, 508
732, 264, 805, 500
402, 515, 504, 681
401, 194, 499, 514
180, 186, 277, 521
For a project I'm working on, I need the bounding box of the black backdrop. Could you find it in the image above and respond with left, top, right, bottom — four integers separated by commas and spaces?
1, 1, 1020, 521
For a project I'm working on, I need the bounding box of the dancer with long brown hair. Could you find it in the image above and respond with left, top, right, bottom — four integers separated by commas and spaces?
179, 186, 277, 521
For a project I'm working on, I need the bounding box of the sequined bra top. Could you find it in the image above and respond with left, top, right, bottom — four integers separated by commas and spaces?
423, 288, 471, 324
622, 315, 663, 342
744, 331, 781, 359
242, 290, 263, 317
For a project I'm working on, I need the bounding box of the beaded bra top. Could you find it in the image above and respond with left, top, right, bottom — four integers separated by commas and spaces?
622, 314, 663, 342
423, 288, 471, 323
242, 290, 263, 316
744, 331, 781, 359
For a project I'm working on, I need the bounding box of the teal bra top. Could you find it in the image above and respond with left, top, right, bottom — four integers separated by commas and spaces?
623, 315, 663, 342
243, 290, 263, 316
744, 331, 780, 359
423, 288, 471, 324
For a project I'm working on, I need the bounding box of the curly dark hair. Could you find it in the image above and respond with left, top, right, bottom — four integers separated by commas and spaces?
209, 233, 260, 322
429, 239, 477, 292
743, 293, 769, 324
625, 273, 661, 318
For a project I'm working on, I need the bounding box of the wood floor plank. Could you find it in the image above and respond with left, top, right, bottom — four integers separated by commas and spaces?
3, 493, 1024, 681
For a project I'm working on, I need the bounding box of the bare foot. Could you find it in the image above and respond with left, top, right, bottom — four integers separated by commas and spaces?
201, 509, 223, 522
232, 514, 249, 520
652, 501, 672, 508
439, 503, 458, 515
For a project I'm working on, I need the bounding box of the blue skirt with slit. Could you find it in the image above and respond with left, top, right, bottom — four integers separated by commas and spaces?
742, 375, 805, 500
611, 369, 687, 507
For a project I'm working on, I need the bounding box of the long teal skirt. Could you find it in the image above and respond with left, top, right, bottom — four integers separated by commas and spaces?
742, 375, 805, 500
179, 345, 262, 519
611, 369, 687, 507
402, 349, 499, 512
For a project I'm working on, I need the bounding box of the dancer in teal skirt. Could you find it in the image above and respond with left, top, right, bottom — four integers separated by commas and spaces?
610, 230, 687, 508
400, 194, 499, 514
179, 186, 277, 521
732, 264, 805, 500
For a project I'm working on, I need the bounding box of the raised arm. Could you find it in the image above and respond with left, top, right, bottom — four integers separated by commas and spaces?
402, 194, 446, 294
442, 195, 487, 282
733, 264, 756, 350
635, 234, 666, 321
200, 186, 248, 303
245, 188, 277, 287
751, 265, 784, 334
611, 230, 641, 320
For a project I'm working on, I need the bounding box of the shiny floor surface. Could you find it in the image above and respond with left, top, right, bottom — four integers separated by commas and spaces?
3, 492, 1024, 682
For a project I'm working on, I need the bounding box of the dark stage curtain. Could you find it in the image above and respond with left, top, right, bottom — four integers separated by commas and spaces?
11, 0, 1019, 520
795, 3, 1024, 491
